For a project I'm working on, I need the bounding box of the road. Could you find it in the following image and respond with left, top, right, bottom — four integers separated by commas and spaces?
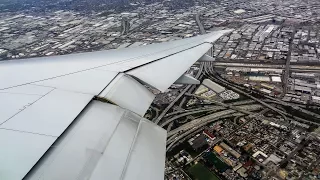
163, 38, 320, 152
160, 106, 226, 127
154, 85, 193, 124
157, 13, 206, 126
166, 62, 319, 149
165, 58, 320, 157
212, 62, 320, 72
164, 99, 257, 118
164, 105, 220, 117
182, 108, 269, 165
166, 104, 263, 138
196, 12, 205, 34
283, 27, 295, 95
155, 63, 204, 124
262, 96, 320, 123
166, 104, 264, 151
203, 62, 318, 124
120, 18, 129, 35
178, 74, 203, 108
164, 62, 265, 149
203, 62, 278, 113
166, 114, 235, 151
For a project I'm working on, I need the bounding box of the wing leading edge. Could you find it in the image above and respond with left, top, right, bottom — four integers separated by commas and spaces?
0, 30, 232, 180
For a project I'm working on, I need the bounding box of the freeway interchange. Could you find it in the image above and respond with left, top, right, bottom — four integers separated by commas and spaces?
152, 61, 320, 152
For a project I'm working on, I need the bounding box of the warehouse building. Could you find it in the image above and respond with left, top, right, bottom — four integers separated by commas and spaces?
220, 142, 241, 159
202, 79, 225, 93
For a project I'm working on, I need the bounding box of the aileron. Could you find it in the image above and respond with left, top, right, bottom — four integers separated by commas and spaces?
127, 43, 212, 92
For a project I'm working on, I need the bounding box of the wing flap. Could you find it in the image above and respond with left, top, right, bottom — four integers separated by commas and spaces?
99, 73, 155, 116
24, 101, 167, 180
121, 120, 167, 180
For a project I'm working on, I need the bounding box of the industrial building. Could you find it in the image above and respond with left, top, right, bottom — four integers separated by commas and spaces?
220, 142, 241, 159
202, 79, 225, 93
188, 134, 209, 152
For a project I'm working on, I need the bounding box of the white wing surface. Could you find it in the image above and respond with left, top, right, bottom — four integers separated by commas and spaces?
0, 30, 231, 180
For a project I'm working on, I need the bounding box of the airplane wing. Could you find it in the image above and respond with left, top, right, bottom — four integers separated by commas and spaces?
0, 30, 231, 180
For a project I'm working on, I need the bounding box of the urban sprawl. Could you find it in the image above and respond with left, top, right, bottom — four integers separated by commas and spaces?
1, 0, 320, 179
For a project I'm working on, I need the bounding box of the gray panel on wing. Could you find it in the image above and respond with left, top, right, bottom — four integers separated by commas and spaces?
0, 85, 54, 124
99, 73, 155, 116
1, 89, 93, 136
0, 129, 56, 180
24, 101, 126, 180
24, 101, 167, 180
122, 120, 167, 180
89, 108, 140, 180
0, 93, 41, 124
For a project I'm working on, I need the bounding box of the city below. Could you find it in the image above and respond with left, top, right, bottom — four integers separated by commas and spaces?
1, 0, 320, 180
